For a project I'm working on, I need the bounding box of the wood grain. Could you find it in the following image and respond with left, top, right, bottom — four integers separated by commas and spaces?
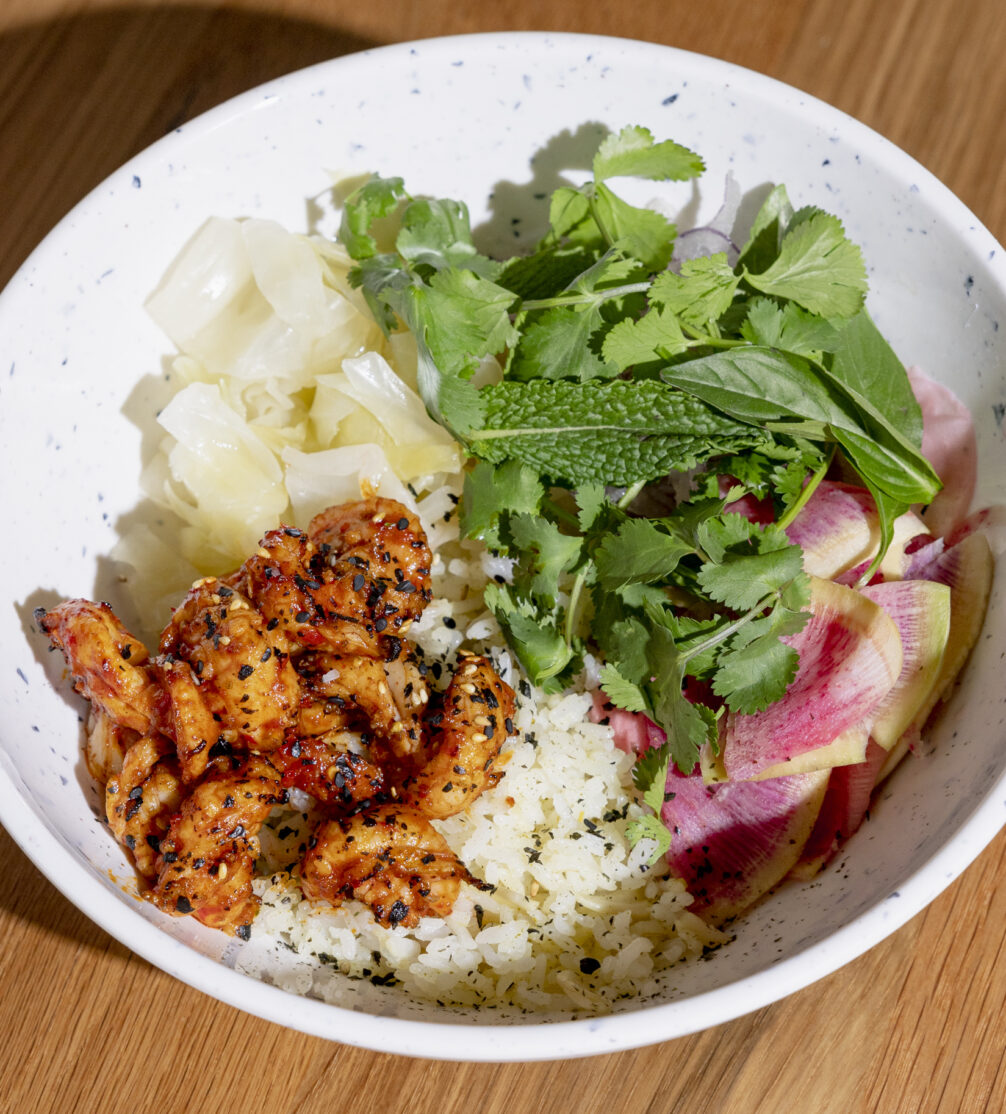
2, 2, 1005, 1111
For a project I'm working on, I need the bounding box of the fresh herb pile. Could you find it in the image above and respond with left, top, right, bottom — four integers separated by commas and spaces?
339, 126, 940, 855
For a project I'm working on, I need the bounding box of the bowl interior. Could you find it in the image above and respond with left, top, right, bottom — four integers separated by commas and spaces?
2, 33, 1005, 1058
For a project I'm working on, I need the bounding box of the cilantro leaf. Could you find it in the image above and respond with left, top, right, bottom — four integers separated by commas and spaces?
339, 175, 407, 260
626, 813, 672, 863
591, 182, 677, 270
459, 459, 543, 548
507, 513, 583, 605
598, 662, 648, 712
593, 125, 704, 183
737, 184, 793, 273
508, 305, 613, 382
739, 296, 841, 358
396, 198, 501, 278
601, 308, 691, 371
593, 517, 694, 588
483, 583, 575, 686
649, 254, 740, 329
742, 211, 867, 318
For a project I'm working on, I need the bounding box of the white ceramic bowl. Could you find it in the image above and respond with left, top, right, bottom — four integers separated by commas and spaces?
2, 33, 1004, 1061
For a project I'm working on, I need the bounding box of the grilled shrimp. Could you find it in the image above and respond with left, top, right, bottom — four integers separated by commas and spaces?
233, 526, 385, 659
159, 578, 299, 753
297, 649, 427, 767
300, 805, 484, 928
106, 734, 184, 878
151, 753, 285, 936
84, 708, 134, 786
271, 737, 386, 811
403, 653, 517, 820
36, 600, 162, 735
155, 657, 229, 784
309, 498, 433, 631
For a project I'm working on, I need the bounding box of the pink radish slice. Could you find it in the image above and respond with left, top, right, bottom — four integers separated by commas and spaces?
907, 366, 977, 538
786, 480, 929, 581
859, 580, 951, 750
722, 577, 903, 781
662, 762, 829, 922
589, 692, 664, 755
904, 530, 995, 722
785, 481, 879, 578
790, 737, 888, 879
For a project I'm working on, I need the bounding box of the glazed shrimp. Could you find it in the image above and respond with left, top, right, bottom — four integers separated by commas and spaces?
300, 805, 485, 928
309, 498, 433, 632
105, 734, 184, 878
36, 600, 162, 735
84, 708, 134, 786
297, 649, 427, 767
159, 578, 300, 753
233, 526, 385, 659
271, 737, 386, 812
403, 653, 517, 820
151, 754, 285, 936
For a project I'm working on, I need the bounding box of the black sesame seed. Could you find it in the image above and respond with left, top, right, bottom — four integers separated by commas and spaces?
238, 664, 254, 680
175, 896, 193, 914
579, 957, 601, 975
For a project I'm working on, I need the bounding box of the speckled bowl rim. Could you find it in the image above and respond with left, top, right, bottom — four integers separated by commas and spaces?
2, 32, 1004, 1061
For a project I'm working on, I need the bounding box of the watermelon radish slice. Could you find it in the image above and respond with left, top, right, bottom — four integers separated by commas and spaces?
786, 480, 929, 581
907, 366, 978, 538
790, 737, 889, 879
662, 762, 829, 922
904, 529, 994, 725
859, 580, 951, 750
722, 577, 903, 781
785, 481, 879, 578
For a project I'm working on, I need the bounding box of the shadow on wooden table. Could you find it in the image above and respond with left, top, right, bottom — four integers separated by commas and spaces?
0, 3, 380, 289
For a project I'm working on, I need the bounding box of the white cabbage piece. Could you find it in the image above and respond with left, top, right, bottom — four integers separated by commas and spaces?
310, 352, 461, 479
282, 444, 419, 528
157, 381, 289, 560
139, 213, 464, 598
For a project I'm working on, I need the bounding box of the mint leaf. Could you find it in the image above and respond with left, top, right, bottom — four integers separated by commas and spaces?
742, 211, 867, 318
469, 379, 762, 486
593, 125, 704, 183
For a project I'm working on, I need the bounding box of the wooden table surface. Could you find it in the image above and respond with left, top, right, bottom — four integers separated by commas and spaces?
2, 1, 1005, 1111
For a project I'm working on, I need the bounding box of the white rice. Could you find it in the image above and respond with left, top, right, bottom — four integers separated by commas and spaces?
236, 485, 725, 1012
